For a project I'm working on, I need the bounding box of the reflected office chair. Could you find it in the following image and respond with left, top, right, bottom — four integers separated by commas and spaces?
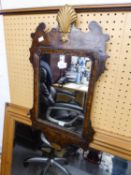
24, 133, 71, 175
24, 60, 84, 175
39, 60, 84, 130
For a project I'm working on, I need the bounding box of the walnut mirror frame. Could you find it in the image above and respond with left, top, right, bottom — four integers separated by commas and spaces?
30, 5, 109, 148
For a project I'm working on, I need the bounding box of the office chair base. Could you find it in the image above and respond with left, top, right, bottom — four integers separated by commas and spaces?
24, 157, 71, 175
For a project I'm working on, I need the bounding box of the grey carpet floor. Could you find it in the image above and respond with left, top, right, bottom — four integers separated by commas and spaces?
12, 144, 111, 175
11, 144, 131, 175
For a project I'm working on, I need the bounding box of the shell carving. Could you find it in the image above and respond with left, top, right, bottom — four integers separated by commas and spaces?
57, 5, 77, 42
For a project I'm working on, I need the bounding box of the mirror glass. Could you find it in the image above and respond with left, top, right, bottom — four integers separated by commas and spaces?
38, 53, 92, 135
12, 123, 131, 175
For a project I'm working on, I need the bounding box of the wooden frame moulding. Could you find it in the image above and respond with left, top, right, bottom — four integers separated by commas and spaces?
0, 3, 131, 15
1, 104, 32, 175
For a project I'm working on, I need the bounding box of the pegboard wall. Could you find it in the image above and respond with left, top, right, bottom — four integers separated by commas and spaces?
4, 11, 131, 137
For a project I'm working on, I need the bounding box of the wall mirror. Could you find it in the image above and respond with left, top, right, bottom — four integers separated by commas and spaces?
30, 5, 109, 147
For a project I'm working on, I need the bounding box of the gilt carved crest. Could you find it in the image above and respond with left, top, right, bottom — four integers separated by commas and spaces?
56, 5, 77, 42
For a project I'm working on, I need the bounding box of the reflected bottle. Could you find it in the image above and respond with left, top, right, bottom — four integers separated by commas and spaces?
81, 71, 88, 85
76, 71, 81, 84
76, 65, 81, 84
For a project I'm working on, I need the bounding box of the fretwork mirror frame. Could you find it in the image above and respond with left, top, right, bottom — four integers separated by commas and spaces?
30, 5, 109, 148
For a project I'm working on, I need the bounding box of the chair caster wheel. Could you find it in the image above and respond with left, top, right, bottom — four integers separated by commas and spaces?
23, 161, 29, 167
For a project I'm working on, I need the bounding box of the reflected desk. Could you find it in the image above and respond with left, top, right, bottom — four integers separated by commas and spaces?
53, 82, 88, 108
53, 82, 88, 93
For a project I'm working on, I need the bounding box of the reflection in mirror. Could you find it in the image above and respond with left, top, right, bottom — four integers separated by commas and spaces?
38, 54, 92, 135
11, 123, 131, 175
